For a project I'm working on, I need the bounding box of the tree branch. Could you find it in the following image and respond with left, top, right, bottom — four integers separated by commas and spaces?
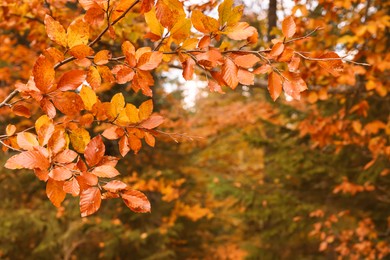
0, 90, 19, 109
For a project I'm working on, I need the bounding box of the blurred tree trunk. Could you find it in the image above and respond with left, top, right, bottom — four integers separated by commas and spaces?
268, 0, 277, 40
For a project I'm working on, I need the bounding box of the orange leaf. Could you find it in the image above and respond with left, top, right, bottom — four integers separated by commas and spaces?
91, 165, 120, 178
144, 132, 155, 147
94, 50, 112, 65
268, 71, 282, 101
44, 15, 67, 47
57, 70, 86, 91
63, 177, 80, 196
317, 52, 344, 76
5, 150, 49, 170
12, 104, 31, 118
80, 187, 101, 217
269, 42, 285, 57
237, 69, 254, 85
40, 98, 56, 118
282, 16, 296, 38
48, 127, 67, 155
84, 135, 105, 167
102, 126, 124, 140
128, 134, 142, 154
103, 180, 127, 192
86, 66, 101, 89
6, 124, 16, 136
67, 17, 90, 48
49, 166, 73, 181
233, 54, 260, 69
69, 44, 94, 60
139, 115, 164, 129
222, 58, 239, 89
54, 149, 78, 163
121, 189, 151, 213
119, 135, 130, 157
137, 52, 163, 70
33, 55, 55, 93
226, 22, 257, 41
52, 92, 84, 115
113, 65, 135, 84
182, 58, 195, 80
46, 178, 66, 208
155, 0, 185, 29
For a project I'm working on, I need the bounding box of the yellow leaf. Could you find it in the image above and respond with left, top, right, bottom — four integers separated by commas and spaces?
110, 93, 125, 118
80, 85, 97, 110
67, 17, 90, 48
125, 104, 140, 123
69, 128, 91, 153
191, 10, 219, 34
139, 100, 153, 121
218, 0, 233, 26
144, 7, 164, 37
35, 115, 53, 132
44, 15, 67, 47
170, 18, 191, 43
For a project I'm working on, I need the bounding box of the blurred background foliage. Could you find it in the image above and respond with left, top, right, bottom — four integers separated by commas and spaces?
0, 0, 389, 259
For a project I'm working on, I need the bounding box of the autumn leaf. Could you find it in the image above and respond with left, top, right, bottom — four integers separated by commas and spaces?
118, 135, 130, 157
191, 10, 219, 34
5, 150, 50, 170
52, 92, 84, 115
137, 52, 163, 71
125, 104, 140, 123
69, 44, 94, 60
155, 0, 185, 29
84, 135, 105, 167
269, 42, 285, 57
144, 132, 155, 147
226, 22, 257, 41
222, 58, 239, 89
63, 178, 80, 196
139, 115, 164, 129
94, 50, 112, 65
110, 93, 126, 118
67, 17, 90, 48
54, 149, 78, 164
49, 166, 73, 181
233, 54, 260, 69
57, 70, 86, 91
91, 165, 120, 178
317, 52, 344, 76
44, 15, 67, 47
12, 104, 31, 118
144, 7, 164, 37
218, 0, 243, 26
69, 128, 91, 153
182, 58, 195, 80
103, 180, 127, 193
268, 71, 283, 101
33, 55, 55, 93
139, 100, 153, 121
46, 178, 66, 207
80, 85, 98, 110
16, 132, 39, 151
282, 16, 296, 38
80, 187, 101, 217
121, 189, 151, 213
102, 126, 124, 140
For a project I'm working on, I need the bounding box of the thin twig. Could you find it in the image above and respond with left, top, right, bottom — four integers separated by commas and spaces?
88, 0, 140, 48
285, 27, 323, 44
295, 51, 371, 66
0, 140, 23, 152
0, 90, 19, 109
